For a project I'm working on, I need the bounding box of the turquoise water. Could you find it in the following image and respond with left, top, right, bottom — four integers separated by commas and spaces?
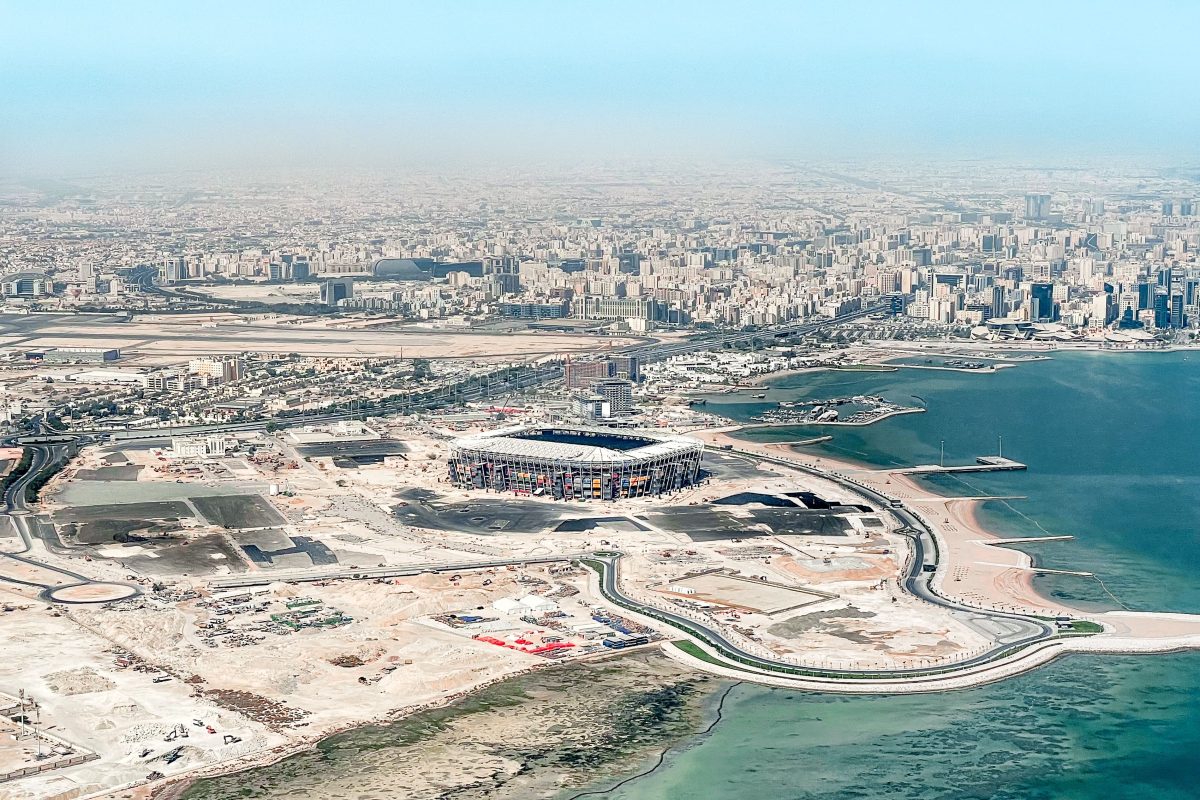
715, 352, 1200, 613
610, 653, 1200, 800
604, 351, 1200, 799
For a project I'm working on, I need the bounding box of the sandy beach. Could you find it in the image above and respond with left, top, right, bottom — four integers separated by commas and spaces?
691, 426, 1200, 648
692, 426, 1058, 614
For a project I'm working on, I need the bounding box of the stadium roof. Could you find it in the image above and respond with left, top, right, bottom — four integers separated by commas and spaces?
452, 425, 702, 464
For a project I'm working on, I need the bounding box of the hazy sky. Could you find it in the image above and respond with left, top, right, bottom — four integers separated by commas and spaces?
2, 0, 1198, 176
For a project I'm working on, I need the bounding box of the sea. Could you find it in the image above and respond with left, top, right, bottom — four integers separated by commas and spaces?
600, 350, 1200, 800
187, 351, 1200, 799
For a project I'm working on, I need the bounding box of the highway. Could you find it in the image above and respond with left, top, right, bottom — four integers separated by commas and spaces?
3, 441, 62, 554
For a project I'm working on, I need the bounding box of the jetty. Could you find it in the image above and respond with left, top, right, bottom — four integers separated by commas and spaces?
769, 435, 834, 446
977, 562, 1093, 577
894, 456, 1027, 475
979, 535, 1074, 546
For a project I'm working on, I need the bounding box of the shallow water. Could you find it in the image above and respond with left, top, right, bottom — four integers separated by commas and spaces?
605, 652, 1200, 800
722, 351, 1200, 613
603, 350, 1200, 799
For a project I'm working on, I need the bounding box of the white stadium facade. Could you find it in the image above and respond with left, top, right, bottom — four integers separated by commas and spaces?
448, 425, 704, 500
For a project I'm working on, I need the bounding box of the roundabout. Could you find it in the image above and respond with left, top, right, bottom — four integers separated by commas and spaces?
43, 581, 141, 605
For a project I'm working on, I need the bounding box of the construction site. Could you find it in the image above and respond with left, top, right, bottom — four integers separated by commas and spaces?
0, 412, 1009, 799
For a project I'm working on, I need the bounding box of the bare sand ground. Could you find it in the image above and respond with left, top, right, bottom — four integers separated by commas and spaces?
692, 426, 1200, 644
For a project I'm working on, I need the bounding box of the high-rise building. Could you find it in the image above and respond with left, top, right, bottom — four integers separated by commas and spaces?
1030, 282, 1056, 321
990, 286, 1006, 320
162, 257, 189, 284
564, 359, 610, 389
618, 253, 641, 274
590, 378, 633, 415
189, 356, 245, 383
1154, 290, 1171, 329
1170, 292, 1186, 328
1024, 193, 1051, 221
565, 355, 640, 389
320, 278, 354, 305
1138, 280, 1155, 310
0, 271, 50, 298
609, 355, 640, 382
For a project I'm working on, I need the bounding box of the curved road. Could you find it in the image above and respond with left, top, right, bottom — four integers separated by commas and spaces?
66, 305, 885, 441
588, 447, 1055, 681
0, 439, 141, 604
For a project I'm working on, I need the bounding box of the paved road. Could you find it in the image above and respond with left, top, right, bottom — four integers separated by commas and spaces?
0, 440, 141, 604
740, 449, 1049, 633
67, 305, 885, 441
586, 446, 1054, 681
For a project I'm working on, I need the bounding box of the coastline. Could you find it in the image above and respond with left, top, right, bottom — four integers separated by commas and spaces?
675, 423, 1200, 701
87, 350, 1200, 798
692, 426, 1067, 616
695, 424, 1200, 647
142, 660, 561, 800
134, 425, 1066, 799
156, 650, 722, 800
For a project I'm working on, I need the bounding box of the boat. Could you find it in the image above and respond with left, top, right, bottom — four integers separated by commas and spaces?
753, 393, 766, 399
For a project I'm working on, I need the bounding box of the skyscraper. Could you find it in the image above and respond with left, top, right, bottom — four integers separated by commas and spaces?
1030, 282, 1055, 321
162, 257, 189, 284
990, 286, 1006, 320
1024, 194, 1051, 221
1154, 290, 1170, 329
319, 277, 354, 305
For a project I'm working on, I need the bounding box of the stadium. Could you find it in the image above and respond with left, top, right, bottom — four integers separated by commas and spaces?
448, 425, 704, 500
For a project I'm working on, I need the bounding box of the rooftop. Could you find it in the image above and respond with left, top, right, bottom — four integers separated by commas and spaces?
452, 424, 702, 463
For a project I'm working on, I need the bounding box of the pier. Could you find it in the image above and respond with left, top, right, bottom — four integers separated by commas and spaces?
894, 456, 1027, 475
980, 535, 1074, 545
977, 562, 1093, 577
768, 435, 834, 446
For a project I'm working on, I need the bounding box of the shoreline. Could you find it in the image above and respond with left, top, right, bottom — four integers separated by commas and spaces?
685, 424, 1200, 691
73, 347, 1200, 798
733, 337, 1200, 392
693, 426, 1068, 616
695, 416, 1200, 639
153, 650, 721, 800
142, 660, 558, 800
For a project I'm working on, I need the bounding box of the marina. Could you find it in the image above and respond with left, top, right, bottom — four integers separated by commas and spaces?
751, 395, 924, 426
